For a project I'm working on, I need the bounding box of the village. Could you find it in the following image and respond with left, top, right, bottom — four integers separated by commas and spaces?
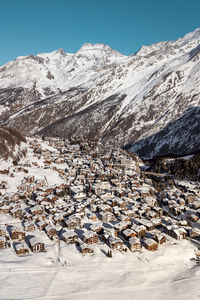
0, 136, 200, 259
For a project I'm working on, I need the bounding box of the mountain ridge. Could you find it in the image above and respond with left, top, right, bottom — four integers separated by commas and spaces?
0, 28, 200, 159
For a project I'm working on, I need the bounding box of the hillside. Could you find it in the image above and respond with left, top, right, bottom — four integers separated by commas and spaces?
0, 127, 27, 160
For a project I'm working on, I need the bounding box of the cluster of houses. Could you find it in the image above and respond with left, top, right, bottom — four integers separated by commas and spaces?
0, 136, 200, 257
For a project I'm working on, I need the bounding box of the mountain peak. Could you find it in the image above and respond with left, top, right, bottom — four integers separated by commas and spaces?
79, 42, 112, 52
77, 42, 125, 60
55, 48, 66, 55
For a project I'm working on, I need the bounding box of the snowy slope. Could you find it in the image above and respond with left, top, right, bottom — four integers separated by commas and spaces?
0, 28, 200, 158
0, 240, 198, 300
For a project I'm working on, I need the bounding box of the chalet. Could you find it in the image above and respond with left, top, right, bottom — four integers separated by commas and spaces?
99, 211, 115, 222
186, 194, 198, 204
18, 183, 36, 193
0, 226, 6, 236
24, 175, 35, 183
33, 214, 46, 222
116, 198, 126, 208
100, 192, 113, 201
147, 211, 157, 219
62, 230, 78, 243
179, 220, 188, 226
170, 228, 187, 240
153, 233, 166, 244
83, 231, 98, 244
193, 201, 200, 210
187, 228, 200, 238
151, 218, 162, 227
23, 212, 33, 221
122, 229, 137, 240
15, 243, 30, 256
115, 189, 126, 198
129, 237, 141, 252
188, 214, 199, 222
29, 236, 45, 252
10, 227, 25, 241
98, 204, 112, 213
35, 179, 46, 189
108, 236, 124, 251
0, 205, 12, 214
0, 236, 7, 249
131, 224, 146, 238
126, 209, 136, 217
69, 185, 84, 196
10, 207, 23, 219
53, 214, 64, 225
45, 225, 57, 239
65, 218, 78, 229
73, 192, 86, 202
143, 197, 157, 207
87, 212, 97, 221
144, 238, 158, 251
138, 219, 154, 231
47, 194, 59, 204
178, 198, 186, 206
24, 221, 36, 232
102, 228, 117, 243
115, 221, 130, 236
80, 243, 94, 254
54, 188, 65, 197
10, 193, 20, 202
89, 223, 103, 233
153, 207, 163, 217
37, 220, 49, 230
30, 205, 43, 216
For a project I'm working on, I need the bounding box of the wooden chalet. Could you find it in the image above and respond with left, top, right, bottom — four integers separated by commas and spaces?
89, 223, 103, 233
24, 175, 35, 183
65, 218, 78, 229
100, 211, 115, 222
170, 228, 187, 240
0, 226, 6, 236
15, 243, 30, 256
0, 236, 7, 249
83, 231, 98, 244
30, 205, 43, 216
108, 236, 124, 251
188, 214, 199, 222
80, 243, 94, 254
10, 227, 25, 241
29, 236, 45, 252
144, 238, 158, 251
188, 228, 200, 238
131, 224, 146, 238
37, 220, 49, 230
10, 207, 23, 219
122, 228, 137, 240
153, 233, 166, 244
0, 205, 12, 214
62, 230, 78, 243
45, 225, 57, 239
24, 221, 36, 232
129, 237, 141, 252
87, 212, 97, 221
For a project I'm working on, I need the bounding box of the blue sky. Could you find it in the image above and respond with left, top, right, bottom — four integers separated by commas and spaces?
0, 0, 199, 65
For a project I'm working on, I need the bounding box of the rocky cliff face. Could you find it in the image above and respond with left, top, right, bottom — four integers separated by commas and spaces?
0, 29, 200, 159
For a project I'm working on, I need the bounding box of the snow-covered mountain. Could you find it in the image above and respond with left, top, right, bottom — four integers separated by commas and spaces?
0, 28, 200, 159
